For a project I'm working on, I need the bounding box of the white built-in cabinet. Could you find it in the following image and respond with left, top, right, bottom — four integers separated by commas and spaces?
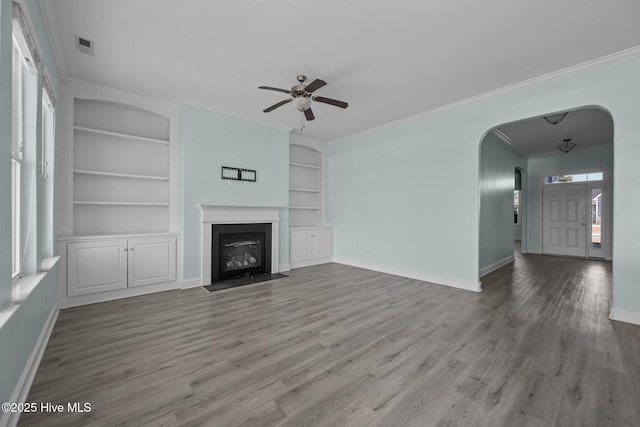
289, 137, 332, 268
57, 82, 181, 307
290, 226, 333, 268
67, 236, 176, 296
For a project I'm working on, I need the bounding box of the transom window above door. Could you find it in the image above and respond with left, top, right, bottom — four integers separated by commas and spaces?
545, 172, 603, 184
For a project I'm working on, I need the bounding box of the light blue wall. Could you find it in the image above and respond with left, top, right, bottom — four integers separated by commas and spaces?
479, 132, 525, 271
526, 145, 614, 253
328, 55, 640, 314
327, 116, 482, 288
0, 266, 57, 405
180, 106, 289, 281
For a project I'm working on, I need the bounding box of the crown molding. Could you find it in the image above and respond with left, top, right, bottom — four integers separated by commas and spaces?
38, 0, 67, 80
328, 45, 640, 145
491, 128, 513, 145
490, 128, 527, 157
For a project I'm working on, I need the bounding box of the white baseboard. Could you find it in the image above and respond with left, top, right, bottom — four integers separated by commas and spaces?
333, 257, 482, 292
181, 278, 202, 289
60, 280, 178, 308
609, 308, 640, 326
480, 255, 515, 277
290, 257, 332, 270
2, 306, 59, 427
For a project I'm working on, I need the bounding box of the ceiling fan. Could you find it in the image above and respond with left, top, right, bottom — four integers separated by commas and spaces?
258, 75, 348, 123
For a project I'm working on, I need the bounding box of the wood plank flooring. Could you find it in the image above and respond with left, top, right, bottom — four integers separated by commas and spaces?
19, 251, 640, 426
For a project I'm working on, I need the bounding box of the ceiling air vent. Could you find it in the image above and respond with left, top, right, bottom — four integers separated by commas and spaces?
75, 35, 94, 56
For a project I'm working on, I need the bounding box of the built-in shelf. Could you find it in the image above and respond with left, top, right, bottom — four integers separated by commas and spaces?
71, 97, 175, 235
289, 161, 320, 169
74, 125, 170, 146
289, 142, 323, 228
289, 187, 321, 193
73, 201, 170, 206
74, 169, 170, 181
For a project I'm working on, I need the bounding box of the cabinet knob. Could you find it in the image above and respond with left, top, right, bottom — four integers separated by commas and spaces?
124, 248, 128, 251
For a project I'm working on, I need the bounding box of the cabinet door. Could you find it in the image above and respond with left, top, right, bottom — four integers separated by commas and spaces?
127, 237, 176, 287
312, 228, 332, 259
67, 240, 128, 296
290, 230, 313, 263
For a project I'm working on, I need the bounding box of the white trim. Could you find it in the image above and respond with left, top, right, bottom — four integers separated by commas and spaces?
290, 257, 332, 270
329, 46, 640, 145
1, 306, 58, 427
480, 255, 515, 277
59, 280, 178, 309
491, 129, 526, 157
333, 257, 482, 292
609, 308, 640, 326
12, 1, 42, 69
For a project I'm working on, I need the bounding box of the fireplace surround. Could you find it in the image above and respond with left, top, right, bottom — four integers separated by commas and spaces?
200, 205, 280, 285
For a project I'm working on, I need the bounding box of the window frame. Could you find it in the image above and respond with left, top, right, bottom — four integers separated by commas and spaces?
11, 36, 26, 282
41, 88, 56, 258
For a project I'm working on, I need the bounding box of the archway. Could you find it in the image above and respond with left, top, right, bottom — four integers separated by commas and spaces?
479, 106, 613, 277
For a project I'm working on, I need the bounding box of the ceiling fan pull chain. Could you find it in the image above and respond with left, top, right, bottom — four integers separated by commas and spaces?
300, 111, 305, 131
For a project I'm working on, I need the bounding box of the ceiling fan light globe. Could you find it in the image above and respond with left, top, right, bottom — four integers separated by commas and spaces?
292, 96, 311, 111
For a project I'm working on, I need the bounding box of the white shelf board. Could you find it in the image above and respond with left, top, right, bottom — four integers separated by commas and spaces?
74, 125, 170, 146
289, 162, 321, 169
73, 201, 170, 206
289, 187, 321, 193
74, 169, 170, 181
289, 206, 321, 210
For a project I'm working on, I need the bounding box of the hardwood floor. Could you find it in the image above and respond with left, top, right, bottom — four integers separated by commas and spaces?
20, 251, 640, 426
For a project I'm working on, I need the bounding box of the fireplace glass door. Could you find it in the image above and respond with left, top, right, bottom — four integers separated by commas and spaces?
211, 223, 272, 283
220, 233, 264, 276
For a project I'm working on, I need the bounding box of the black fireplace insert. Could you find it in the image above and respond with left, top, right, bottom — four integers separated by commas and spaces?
211, 223, 272, 282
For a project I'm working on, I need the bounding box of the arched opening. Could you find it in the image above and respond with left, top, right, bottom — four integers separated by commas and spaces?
479, 106, 614, 279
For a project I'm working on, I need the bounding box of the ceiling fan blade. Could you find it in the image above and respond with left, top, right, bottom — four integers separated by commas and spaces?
304, 108, 315, 121
313, 96, 348, 109
305, 79, 327, 93
258, 86, 291, 94
263, 99, 291, 113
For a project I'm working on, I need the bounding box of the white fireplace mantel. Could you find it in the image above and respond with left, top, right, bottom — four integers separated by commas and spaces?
200, 205, 281, 285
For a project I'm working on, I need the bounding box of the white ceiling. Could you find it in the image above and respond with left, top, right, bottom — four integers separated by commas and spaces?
40, 0, 640, 142
495, 107, 614, 157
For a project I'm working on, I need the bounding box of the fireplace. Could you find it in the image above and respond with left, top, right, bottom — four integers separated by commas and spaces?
200, 205, 281, 286
212, 223, 272, 282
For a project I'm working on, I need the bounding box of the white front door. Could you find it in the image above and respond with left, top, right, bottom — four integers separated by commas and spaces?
542, 184, 587, 257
